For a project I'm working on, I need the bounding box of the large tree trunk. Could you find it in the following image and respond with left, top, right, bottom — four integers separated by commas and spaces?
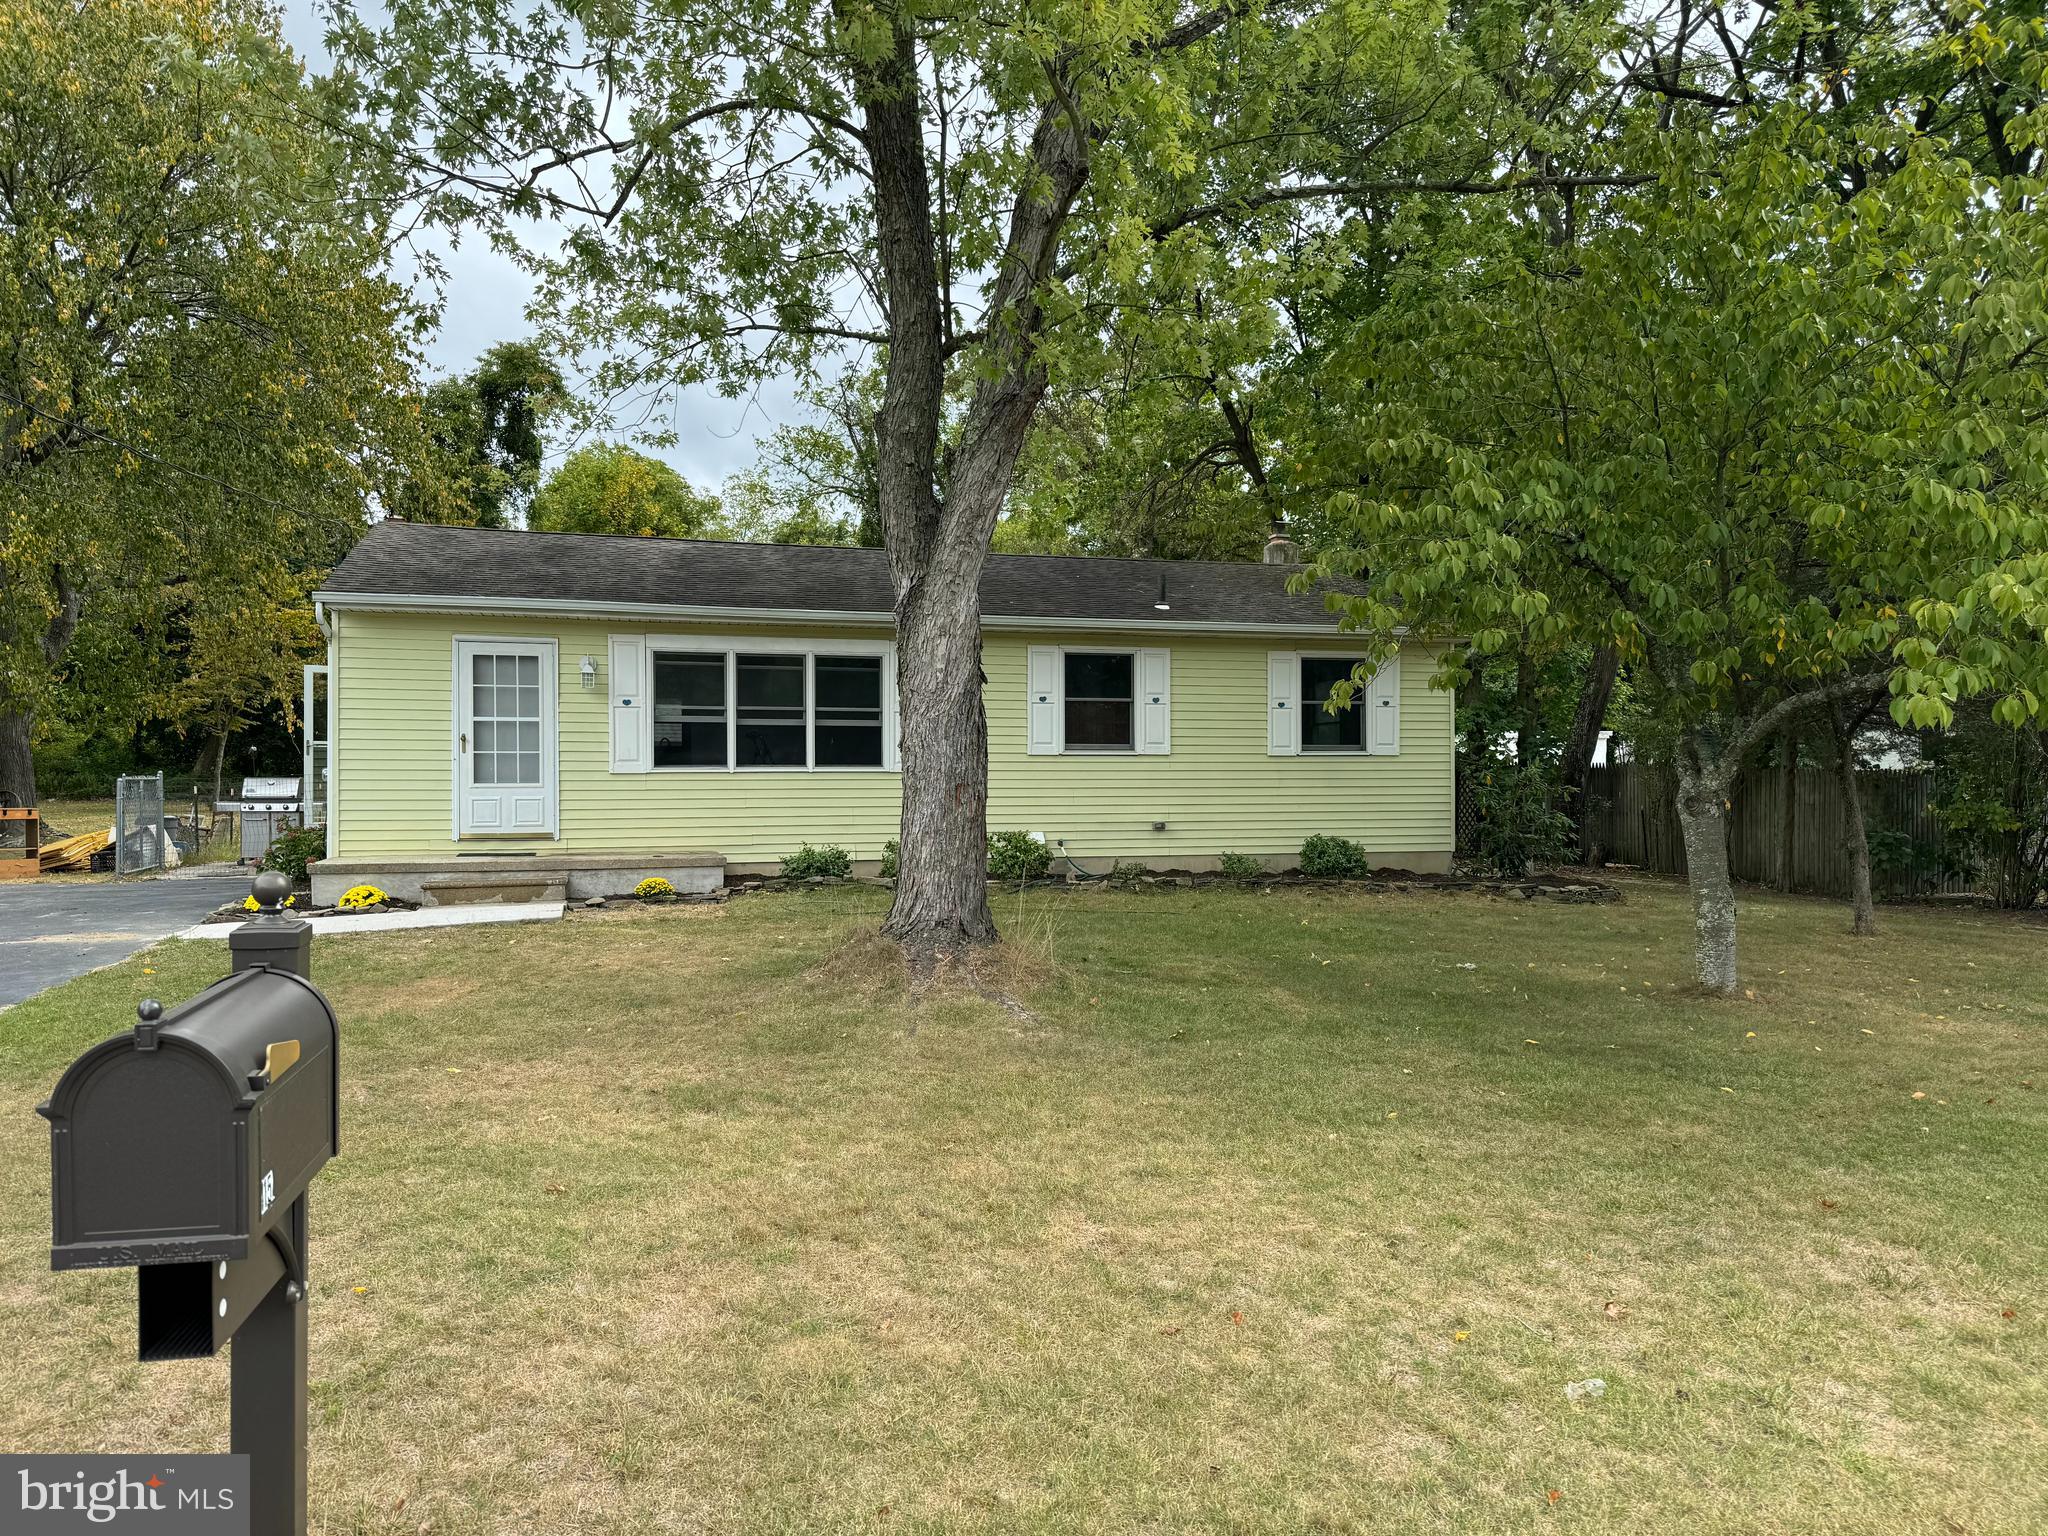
860, 21, 1089, 956
1829, 704, 1877, 935
887, 578, 995, 952
1675, 761, 1739, 995
0, 711, 34, 807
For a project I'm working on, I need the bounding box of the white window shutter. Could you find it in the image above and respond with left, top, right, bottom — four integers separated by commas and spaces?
883, 649, 902, 770
608, 636, 646, 772
1137, 649, 1171, 754
1368, 651, 1401, 755
1267, 652, 1298, 756
1027, 645, 1060, 754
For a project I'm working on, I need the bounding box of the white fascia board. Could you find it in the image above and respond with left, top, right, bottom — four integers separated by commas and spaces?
310, 589, 1411, 639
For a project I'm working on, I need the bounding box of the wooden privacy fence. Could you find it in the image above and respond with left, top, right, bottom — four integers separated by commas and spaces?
1577, 763, 1972, 900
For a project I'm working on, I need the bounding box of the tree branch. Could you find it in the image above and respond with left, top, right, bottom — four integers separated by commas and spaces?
1727, 673, 1892, 771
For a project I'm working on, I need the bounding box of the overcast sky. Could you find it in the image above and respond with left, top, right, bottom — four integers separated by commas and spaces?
276, 2, 797, 490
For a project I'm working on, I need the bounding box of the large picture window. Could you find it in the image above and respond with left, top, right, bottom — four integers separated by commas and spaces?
1063, 651, 1134, 750
649, 647, 889, 770
1300, 657, 1366, 752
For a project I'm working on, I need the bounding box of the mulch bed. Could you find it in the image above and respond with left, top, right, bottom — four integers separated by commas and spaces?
718, 869, 1622, 904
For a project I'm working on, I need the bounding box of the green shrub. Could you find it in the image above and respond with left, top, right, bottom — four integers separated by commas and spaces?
261, 824, 327, 882
1218, 851, 1264, 880
782, 843, 852, 879
1299, 834, 1369, 879
1108, 860, 1149, 883
987, 829, 1052, 882
878, 839, 899, 879
1471, 761, 1576, 878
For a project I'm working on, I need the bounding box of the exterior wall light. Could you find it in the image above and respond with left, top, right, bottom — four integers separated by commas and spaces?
580, 656, 598, 689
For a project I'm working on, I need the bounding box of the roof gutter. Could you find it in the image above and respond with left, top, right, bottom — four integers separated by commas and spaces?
308, 589, 1406, 638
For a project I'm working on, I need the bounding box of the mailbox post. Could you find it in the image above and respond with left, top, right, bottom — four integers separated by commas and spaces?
38, 871, 335, 1536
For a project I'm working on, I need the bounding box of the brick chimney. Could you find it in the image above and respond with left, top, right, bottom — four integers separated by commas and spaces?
1263, 517, 1299, 565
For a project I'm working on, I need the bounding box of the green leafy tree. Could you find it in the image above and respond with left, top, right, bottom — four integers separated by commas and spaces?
1309, 72, 2048, 992
332, 0, 1650, 954
722, 375, 884, 548
396, 340, 570, 527
530, 444, 722, 539
1930, 702, 2048, 910
164, 568, 326, 806
0, 0, 421, 806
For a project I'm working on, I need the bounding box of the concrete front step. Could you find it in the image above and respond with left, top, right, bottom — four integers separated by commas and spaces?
311, 852, 723, 906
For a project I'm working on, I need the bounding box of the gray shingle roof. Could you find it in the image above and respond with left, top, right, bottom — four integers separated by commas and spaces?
315, 521, 1360, 630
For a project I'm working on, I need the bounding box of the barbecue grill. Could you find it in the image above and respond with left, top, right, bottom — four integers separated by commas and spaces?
217, 776, 304, 862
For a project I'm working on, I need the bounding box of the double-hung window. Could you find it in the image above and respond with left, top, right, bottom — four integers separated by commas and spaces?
1300, 656, 1367, 752
1026, 645, 1169, 755
735, 654, 806, 766
652, 653, 728, 768
1267, 649, 1400, 757
1063, 652, 1135, 751
639, 643, 892, 771
815, 656, 886, 766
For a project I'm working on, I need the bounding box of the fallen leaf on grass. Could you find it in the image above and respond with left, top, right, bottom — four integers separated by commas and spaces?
1453, 1329, 1470, 1343
1231, 1311, 1245, 1327
1603, 1301, 1628, 1321
1819, 1198, 1838, 1211
351, 1286, 369, 1296
1548, 1490, 1563, 1505
2002, 1308, 2016, 1321
1912, 1091, 1928, 1101
1860, 1028, 1876, 1037
1158, 1325, 1182, 1336
543, 1182, 566, 1195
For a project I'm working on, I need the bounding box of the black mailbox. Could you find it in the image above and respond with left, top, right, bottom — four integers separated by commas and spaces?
35, 872, 334, 1534
40, 966, 338, 1276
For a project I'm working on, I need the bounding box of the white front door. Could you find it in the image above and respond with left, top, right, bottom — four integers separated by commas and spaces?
455, 641, 556, 837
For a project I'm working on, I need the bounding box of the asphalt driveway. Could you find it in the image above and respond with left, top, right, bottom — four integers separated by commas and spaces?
0, 874, 248, 1008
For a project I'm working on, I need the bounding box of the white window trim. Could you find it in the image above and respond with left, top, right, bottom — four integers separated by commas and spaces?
449, 635, 561, 840
639, 633, 899, 773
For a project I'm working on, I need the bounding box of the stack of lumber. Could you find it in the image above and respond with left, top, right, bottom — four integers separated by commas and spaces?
39, 829, 111, 873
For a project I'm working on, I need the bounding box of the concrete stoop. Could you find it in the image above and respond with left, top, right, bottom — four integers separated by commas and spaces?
310, 852, 723, 907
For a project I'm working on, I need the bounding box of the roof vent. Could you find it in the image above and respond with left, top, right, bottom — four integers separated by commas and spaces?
1263, 518, 1300, 565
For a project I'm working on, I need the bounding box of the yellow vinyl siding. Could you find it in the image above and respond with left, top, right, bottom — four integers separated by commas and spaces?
330, 610, 1453, 865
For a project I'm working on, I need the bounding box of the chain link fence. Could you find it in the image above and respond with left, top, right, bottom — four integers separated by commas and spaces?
113, 772, 168, 875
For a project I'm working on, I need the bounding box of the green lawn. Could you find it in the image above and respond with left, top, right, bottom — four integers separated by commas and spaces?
0, 880, 2041, 1534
